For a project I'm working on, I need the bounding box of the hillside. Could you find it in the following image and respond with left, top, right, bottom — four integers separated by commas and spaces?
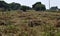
0, 10, 60, 36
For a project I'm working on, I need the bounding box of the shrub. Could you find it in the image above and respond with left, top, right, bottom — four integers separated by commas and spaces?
20, 5, 31, 11
32, 2, 46, 11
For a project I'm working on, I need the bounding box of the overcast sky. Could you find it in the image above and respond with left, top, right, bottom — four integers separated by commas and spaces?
4, 0, 60, 9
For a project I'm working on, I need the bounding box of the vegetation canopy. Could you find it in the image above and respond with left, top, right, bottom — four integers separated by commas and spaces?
32, 2, 46, 11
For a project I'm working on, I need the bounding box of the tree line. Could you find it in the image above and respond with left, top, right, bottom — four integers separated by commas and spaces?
0, 1, 59, 11
0, 1, 46, 11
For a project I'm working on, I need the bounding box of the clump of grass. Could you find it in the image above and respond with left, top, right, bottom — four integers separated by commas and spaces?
28, 19, 44, 27
3, 25, 19, 34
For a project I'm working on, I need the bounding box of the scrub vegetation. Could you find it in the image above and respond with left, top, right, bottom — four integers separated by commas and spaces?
0, 10, 60, 36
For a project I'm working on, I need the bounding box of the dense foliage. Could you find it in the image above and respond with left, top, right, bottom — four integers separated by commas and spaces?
32, 2, 46, 11
20, 5, 32, 11
0, 1, 59, 11
0, 1, 10, 11
9, 2, 21, 10
0, 1, 32, 11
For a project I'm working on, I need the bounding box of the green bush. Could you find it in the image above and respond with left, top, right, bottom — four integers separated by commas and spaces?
32, 2, 46, 11
20, 5, 31, 11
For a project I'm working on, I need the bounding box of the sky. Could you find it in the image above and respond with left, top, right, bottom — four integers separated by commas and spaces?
4, 0, 60, 9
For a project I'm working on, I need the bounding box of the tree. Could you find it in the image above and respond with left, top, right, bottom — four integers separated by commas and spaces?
32, 2, 46, 11
20, 5, 31, 11
9, 2, 21, 10
32, 2, 41, 8
0, 1, 10, 11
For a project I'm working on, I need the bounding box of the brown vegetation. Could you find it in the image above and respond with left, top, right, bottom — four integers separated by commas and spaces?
0, 10, 60, 36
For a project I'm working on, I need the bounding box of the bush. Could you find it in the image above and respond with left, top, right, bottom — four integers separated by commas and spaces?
32, 2, 46, 11
9, 2, 21, 10
20, 5, 32, 11
0, 1, 10, 11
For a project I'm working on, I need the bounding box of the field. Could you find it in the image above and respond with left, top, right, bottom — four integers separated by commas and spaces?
0, 10, 60, 36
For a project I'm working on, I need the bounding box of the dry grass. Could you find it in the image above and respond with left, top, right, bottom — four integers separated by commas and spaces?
0, 10, 60, 36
